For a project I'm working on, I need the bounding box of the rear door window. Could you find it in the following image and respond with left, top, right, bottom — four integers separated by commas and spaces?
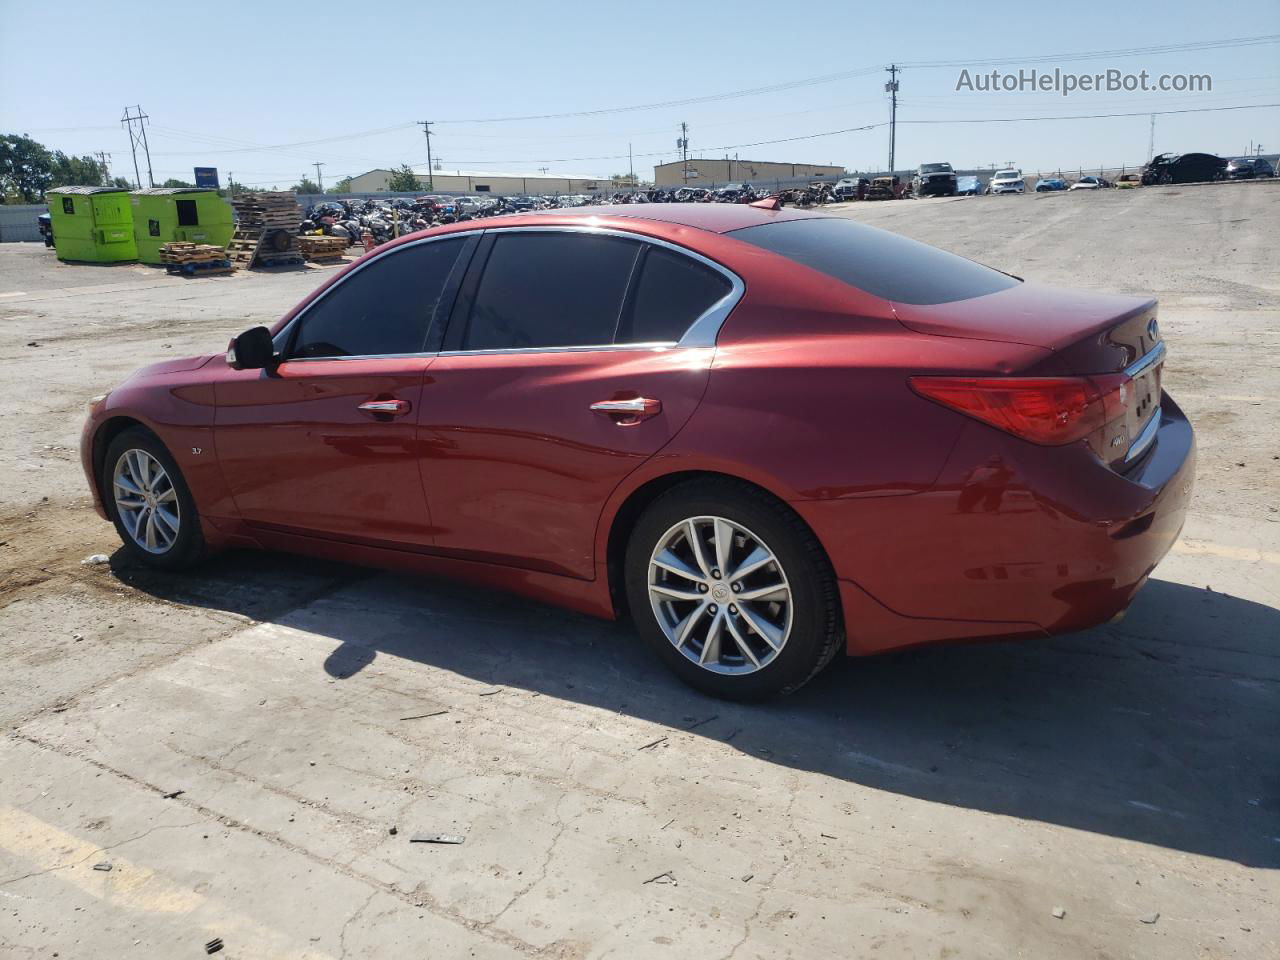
462, 232, 642, 350
288, 237, 469, 359
730, 217, 1019, 305
617, 246, 732, 343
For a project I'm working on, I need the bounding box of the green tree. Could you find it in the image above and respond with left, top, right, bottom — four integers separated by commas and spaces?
385, 164, 421, 192
328, 176, 353, 194
48, 151, 106, 188
611, 171, 639, 186
161, 177, 195, 188
111, 176, 132, 189
291, 177, 322, 194
0, 134, 53, 202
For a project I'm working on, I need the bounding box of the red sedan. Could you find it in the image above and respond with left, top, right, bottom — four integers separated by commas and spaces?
81, 204, 1194, 699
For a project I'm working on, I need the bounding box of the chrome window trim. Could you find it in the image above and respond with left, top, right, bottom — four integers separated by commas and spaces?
271, 230, 472, 360
270, 222, 745, 364
452, 223, 746, 353
1124, 339, 1166, 379
438, 341, 682, 358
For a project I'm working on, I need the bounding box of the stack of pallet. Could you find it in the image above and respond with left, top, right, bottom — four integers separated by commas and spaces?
228, 192, 304, 268
159, 242, 232, 277
297, 235, 349, 262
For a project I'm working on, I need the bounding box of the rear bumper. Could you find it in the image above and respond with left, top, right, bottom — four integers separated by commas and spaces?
795, 392, 1195, 655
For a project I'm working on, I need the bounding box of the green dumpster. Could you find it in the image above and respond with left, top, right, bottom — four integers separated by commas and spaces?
46, 186, 137, 263
130, 188, 234, 264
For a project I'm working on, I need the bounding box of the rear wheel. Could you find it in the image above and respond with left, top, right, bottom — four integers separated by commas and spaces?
104, 428, 204, 570
624, 479, 842, 700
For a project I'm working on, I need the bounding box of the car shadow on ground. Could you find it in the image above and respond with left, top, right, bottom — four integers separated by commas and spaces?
117, 552, 1280, 869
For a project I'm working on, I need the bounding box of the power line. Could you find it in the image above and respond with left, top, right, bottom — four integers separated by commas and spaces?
438, 101, 1278, 165
430, 34, 1278, 125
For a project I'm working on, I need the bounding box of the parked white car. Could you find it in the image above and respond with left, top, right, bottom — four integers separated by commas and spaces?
1069, 176, 1109, 191
989, 170, 1026, 195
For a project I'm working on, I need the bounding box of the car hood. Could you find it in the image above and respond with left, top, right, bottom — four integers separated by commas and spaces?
127, 353, 218, 380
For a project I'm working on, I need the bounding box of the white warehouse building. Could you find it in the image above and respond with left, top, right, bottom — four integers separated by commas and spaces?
347, 167, 617, 196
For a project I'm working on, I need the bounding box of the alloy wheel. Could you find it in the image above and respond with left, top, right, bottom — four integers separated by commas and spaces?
112, 449, 181, 554
647, 515, 793, 674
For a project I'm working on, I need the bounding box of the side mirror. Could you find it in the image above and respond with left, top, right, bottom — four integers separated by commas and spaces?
227, 326, 276, 370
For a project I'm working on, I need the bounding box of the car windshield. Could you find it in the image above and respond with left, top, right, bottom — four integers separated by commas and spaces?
995, 171, 1019, 179
729, 217, 1020, 305
920, 163, 952, 173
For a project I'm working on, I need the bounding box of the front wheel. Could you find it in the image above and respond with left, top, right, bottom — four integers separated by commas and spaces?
104, 427, 205, 570
624, 479, 842, 700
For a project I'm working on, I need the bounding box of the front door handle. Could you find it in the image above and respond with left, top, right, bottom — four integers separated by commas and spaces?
358, 399, 411, 417
590, 397, 662, 424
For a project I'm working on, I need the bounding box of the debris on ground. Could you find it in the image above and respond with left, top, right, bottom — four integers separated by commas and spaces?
410, 833, 465, 844
1051, 906, 1066, 919
400, 710, 449, 720
81, 554, 109, 565
92, 862, 112, 872
1139, 912, 1160, 924
389, 826, 398, 835
162, 789, 184, 799
643, 870, 677, 886
684, 715, 719, 731
478, 689, 502, 697
205, 937, 224, 954
742, 874, 755, 883
638, 736, 668, 751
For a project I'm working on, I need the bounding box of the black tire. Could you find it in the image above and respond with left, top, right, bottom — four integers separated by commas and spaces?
102, 427, 205, 570
624, 478, 842, 701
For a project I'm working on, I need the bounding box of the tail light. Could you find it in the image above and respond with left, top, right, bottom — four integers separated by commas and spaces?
909, 374, 1129, 445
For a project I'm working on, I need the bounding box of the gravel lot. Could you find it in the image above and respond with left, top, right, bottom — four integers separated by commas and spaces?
1, 182, 1277, 959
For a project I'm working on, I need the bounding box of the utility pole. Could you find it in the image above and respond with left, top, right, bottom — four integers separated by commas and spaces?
678, 122, 689, 184
312, 162, 325, 192
1148, 114, 1156, 161
417, 121, 434, 191
94, 151, 111, 186
885, 65, 899, 173
227, 172, 234, 197
628, 142, 634, 182
121, 105, 154, 188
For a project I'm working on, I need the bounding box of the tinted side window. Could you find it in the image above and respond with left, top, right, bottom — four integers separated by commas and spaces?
618, 247, 732, 343
464, 233, 640, 350
729, 217, 1019, 305
290, 238, 467, 359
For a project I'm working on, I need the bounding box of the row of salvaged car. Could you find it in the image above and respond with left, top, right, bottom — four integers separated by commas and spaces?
884, 152, 1276, 200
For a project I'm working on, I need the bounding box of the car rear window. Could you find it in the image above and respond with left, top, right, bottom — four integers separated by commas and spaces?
728, 217, 1019, 305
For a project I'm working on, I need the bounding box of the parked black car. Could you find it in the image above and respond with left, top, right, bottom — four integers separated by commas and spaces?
1225, 157, 1276, 180
1141, 152, 1228, 185
912, 162, 958, 197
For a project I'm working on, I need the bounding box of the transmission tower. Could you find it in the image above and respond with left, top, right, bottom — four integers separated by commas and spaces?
121, 106, 154, 188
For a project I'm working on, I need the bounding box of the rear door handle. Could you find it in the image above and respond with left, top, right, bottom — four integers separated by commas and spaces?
590, 397, 662, 423
358, 399, 411, 417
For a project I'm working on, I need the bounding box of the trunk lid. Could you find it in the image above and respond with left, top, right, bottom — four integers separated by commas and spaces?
894, 282, 1166, 470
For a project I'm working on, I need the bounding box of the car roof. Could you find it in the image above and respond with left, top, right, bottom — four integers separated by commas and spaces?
523, 202, 825, 234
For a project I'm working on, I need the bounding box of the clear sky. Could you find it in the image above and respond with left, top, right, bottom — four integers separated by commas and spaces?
1, 0, 1276, 188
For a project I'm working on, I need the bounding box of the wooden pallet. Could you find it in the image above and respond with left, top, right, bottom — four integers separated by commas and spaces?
297, 235, 348, 261
160, 241, 228, 265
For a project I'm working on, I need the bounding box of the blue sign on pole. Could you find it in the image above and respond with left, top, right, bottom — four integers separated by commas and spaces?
194, 167, 219, 189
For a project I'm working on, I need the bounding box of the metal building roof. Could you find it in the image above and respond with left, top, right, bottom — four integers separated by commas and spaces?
46, 185, 129, 195
132, 187, 216, 195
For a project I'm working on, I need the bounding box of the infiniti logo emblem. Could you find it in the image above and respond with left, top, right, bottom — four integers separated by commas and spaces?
1147, 317, 1160, 341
